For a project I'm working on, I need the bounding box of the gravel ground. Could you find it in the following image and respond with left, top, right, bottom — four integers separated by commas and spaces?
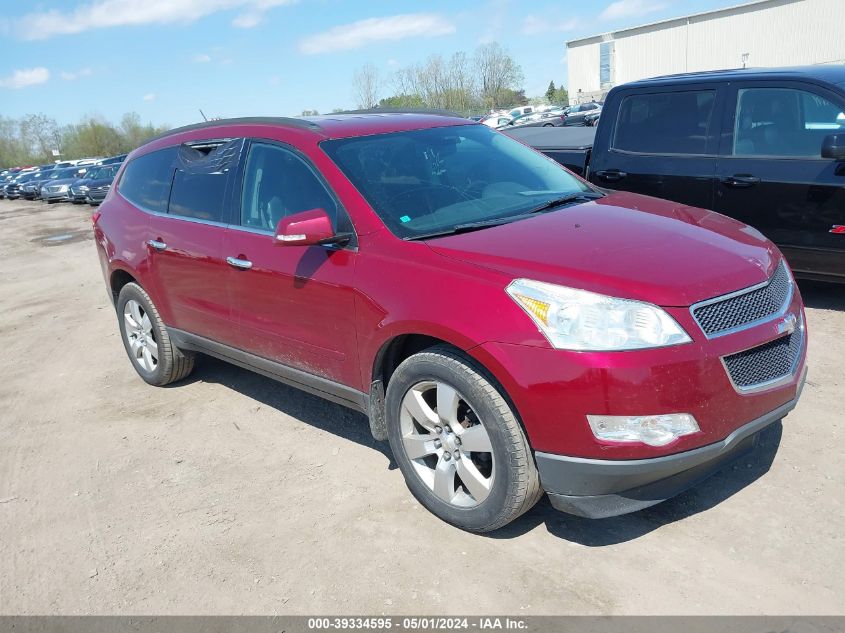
0, 198, 842, 615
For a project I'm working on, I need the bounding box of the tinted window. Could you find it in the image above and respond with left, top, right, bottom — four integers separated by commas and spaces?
732, 87, 845, 157
614, 90, 716, 155
168, 169, 228, 222
119, 147, 177, 212
322, 124, 592, 239
239, 143, 337, 231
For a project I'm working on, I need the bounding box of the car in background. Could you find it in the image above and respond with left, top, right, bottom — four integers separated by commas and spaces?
78, 163, 119, 205
40, 166, 85, 203
561, 102, 602, 126
508, 106, 534, 118
3, 171, 42, 199
502, 111, 566, 129
510, 65, 845, 281
97, 153, 128, 166
481, 114, 512, 128
21, 164, 59, 200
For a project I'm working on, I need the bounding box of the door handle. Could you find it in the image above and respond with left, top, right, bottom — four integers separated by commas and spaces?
226, 256, 253, 270
147, 239, 167, 251
721, 175, 760, 188
594, 169, 627, 182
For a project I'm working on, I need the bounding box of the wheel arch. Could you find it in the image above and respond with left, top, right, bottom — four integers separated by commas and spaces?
109, 267, 137, 304
366, 330, 526, 446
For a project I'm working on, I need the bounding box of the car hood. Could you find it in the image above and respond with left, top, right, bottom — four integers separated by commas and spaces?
84, 178, 113, 187
426, 191, 780, 307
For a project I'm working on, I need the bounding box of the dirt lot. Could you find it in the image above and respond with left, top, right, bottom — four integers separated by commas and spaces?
0, 197, 842, 615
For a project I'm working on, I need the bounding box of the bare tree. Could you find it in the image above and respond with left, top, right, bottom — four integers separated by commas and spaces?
474, 42, 524, 109
352, 64, 381, 109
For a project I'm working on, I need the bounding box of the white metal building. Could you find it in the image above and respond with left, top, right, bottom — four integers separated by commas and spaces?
566, 0, 845, 103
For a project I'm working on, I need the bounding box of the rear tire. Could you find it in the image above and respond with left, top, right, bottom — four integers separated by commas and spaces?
116, 282, 195, 386
386, 345, 542, 532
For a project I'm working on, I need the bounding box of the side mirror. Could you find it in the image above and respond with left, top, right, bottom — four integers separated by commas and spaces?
821, 134, 845, 161
274, 208, 349, 247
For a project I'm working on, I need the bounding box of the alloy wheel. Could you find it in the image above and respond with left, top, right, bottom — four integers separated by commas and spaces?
123, 299, 158, 372
399, 380, 495, 508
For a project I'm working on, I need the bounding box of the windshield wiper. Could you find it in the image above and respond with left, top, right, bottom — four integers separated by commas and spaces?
405, 215, 528, 241
405, 191, 604, 241
524, 191, 604, 215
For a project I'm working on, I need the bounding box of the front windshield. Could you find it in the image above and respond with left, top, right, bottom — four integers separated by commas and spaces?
321, 124, 592, 239
85, 167, 103, 179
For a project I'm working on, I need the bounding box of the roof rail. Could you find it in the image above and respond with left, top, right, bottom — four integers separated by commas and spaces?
144, 116, 322, 144
332, 107, 465, 118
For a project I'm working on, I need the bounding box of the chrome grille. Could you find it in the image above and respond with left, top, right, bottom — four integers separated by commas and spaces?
692, 261, 791, 337
723, 328, 803, 390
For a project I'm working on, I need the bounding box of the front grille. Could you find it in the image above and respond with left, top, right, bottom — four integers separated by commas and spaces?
723, 328, 802, 390
92, 185, 109, 193
692, 261, 791, 336
48, 185, 62, 193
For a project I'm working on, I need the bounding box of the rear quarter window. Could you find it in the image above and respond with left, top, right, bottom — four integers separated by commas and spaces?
118, 147, 177, 212
613, 89, 716, 155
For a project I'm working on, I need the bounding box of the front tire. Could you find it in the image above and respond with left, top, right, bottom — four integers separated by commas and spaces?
116, 282, 195, 386
386, 345, 542, 532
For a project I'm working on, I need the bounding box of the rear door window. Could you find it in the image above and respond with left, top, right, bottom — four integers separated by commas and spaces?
613, 89, 717, 155
166, 140, 242, 223
118, 147, 177, 212
732, 87, 845, 157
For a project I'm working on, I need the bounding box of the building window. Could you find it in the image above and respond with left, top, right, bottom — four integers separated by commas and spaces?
599, 41, 614, 88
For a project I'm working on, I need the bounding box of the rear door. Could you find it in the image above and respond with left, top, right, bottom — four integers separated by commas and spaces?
590, 84, 724, 210
124, 141, 241, 345
221, 140, 360, 388
714, 80, 845, 279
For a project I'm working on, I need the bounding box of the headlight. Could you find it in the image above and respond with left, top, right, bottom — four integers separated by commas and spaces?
506, 279, 691, 351
79, 185, 89, 192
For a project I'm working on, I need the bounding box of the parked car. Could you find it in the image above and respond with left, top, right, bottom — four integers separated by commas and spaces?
21, 164, 59, 199
501, 111, 566, 129
81, 163, 119, 205
508, 106, 534, 118
481, 114, 512, 128
508, 65, 845, 282
2, 171, 39, 199
40, 167, 85, 203
95, 114, 806, 532
97, 153, 128, 166
560, 102, 602, 126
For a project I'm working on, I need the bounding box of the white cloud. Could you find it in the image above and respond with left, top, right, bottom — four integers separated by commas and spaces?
0, 67, 50, 89
299, 13, 455, 55
14, 0, 296, 40
143, 92, 156, 101
599, 0, 666, 21
60, 67, 93, 80
193, 53, 212, 63
521, 15, 580, 35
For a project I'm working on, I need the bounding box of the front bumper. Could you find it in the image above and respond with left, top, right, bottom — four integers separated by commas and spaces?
537, 369, 805, 518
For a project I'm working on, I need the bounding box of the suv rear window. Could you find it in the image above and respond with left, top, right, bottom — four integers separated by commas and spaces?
119, 147, 177, 212
613, 90, 716, 155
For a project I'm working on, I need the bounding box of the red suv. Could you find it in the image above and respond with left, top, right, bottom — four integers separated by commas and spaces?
93, 114, 807, 532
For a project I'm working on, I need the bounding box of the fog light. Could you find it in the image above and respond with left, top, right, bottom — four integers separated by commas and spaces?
586, 414, 699, 447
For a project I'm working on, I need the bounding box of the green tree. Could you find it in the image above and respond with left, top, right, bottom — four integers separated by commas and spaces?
545, 81, 556, 103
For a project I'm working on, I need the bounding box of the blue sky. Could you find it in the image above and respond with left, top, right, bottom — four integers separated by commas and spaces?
1, 0, 731, 127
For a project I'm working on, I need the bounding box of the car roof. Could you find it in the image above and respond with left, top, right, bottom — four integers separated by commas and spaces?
144, 111, 473, 146
622, 65, 845, 89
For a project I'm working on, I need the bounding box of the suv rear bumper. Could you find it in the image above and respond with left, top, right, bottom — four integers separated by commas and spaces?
537, 370, 805, 518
